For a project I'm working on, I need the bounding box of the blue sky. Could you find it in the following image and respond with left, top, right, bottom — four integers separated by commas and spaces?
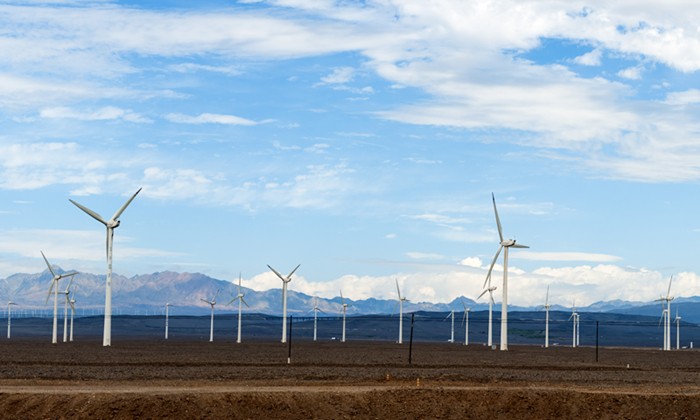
1, 0, 700, 307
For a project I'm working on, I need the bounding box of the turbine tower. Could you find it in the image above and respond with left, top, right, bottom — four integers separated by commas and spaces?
226, 273, 249, 344
543, 286, 551, 349
200, 288, 220, 342
6, 301, 17, 339
69, 290, 76, 342
41, 251, 77, 345
656, 276, 674, 351
311, 296, 324, 342
267, 264, 300, 343
477, 276, 497, 348
461, 300, 470, 346
444, 310, 455, 343
569, 300, 579, 348
340, 290, 350, 343
675, 308, 681, 350
485, 193, 529, 351
69, 188, 141, 347
395, 279, 408, 344
61, 277, 75, 343
164, 303, 172, 340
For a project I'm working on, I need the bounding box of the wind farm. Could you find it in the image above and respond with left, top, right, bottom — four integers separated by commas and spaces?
3, 0, 700, 417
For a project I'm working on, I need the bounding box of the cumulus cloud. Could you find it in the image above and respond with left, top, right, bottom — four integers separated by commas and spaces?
243, 262, 684, 308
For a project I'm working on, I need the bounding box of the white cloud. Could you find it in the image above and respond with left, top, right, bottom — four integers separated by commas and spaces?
40, 106, 151, 123
664, 89, 700, 106
514, 251, 623, 263
573, 49, 602, 66
458, 256, 482, 268
319, 67, 355, 85
617, 66, 642, 80
164, 113, 260, 125
406, 252, 445, 261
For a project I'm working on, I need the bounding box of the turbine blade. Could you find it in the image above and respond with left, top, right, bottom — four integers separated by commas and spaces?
69, 199, 107, 225
110, 188, 142, 222
477, 289, 488, 300
241, 297, 249, 308
443, 312, 451, 321
238, 272, 242, 292
396, 279, 402, 300
267, 265, 286, 281
545, 285, 549, 306
667, 275, 673, 300
226, 297, 236, 306
492, 193, 504, 243
40, 251, 57, 278
489, 290, 495, 305
64, 276, 74, 293
45, 281, 54, 304
213, 288, 220, 301
287, 264, 301, 279
512, 244, 529, 249
340, 290, 344, 305
483, 245, 503, 288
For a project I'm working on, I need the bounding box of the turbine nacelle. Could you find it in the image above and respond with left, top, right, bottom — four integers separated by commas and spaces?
106, 220, 121, 229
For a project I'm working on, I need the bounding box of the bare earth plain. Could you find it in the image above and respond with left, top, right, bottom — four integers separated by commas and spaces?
0, 339, 699, 419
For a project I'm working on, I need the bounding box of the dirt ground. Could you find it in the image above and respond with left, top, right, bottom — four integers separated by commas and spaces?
0, 339, 699, 419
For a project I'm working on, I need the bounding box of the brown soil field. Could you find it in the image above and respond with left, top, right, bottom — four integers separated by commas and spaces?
0, 339, 699, 419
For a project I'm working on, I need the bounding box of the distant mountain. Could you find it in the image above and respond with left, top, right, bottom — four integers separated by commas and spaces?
1, 269, 699, 323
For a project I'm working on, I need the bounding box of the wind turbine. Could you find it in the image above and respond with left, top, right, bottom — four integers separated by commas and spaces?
395, 279, 408, 344
226, 273, 249, 344
311, 296, 324, 342
485, 193, 529, 351
267, 264, 300, 343
164, 303, 172, 340
444, 310, 455, 343
41, 251, 77, 345
61, 277, 75, 343
477, 276, 497, 348
69, 187, 141, 347
543, 286, 551, 349
6, 301, 17, 339
569, 300, 579, 348
69, 290, 76, 342
461, 300, 470, 346
340, 290, 350, 343
675, 308, 681, 350
200, 288, 220, 342
656, 276, 673, 351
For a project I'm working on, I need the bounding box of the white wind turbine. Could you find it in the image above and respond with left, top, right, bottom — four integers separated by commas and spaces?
656, 276, 673, 351
200, 288, 220, 342
267, 264, 300, 343
477, 275, 497, 348
311, 296, 324, 342
485, 193, 529, 351
164, 303, 172, 340
569, 300, 579, 348
41, 251, 77, 345
461, 300, 471, 346
6, 301, 17, 339
444, 310, 455, 343
69, 290, 76, 342
340, 290, 350, 343
675, 308, 681, 350
70, 188, 141, 347
543, 286, 551, 349
395, 279, 408, 344
61, 277, 75, 343
226, 274, 249, 344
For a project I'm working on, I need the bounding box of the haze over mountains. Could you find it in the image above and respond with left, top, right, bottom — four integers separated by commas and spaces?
2, 268, 700, 323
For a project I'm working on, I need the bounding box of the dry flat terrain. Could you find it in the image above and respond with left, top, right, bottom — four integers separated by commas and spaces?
0, 339, 699, 418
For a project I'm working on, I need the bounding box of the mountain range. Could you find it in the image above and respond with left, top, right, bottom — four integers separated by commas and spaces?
2, 268, 700, 323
